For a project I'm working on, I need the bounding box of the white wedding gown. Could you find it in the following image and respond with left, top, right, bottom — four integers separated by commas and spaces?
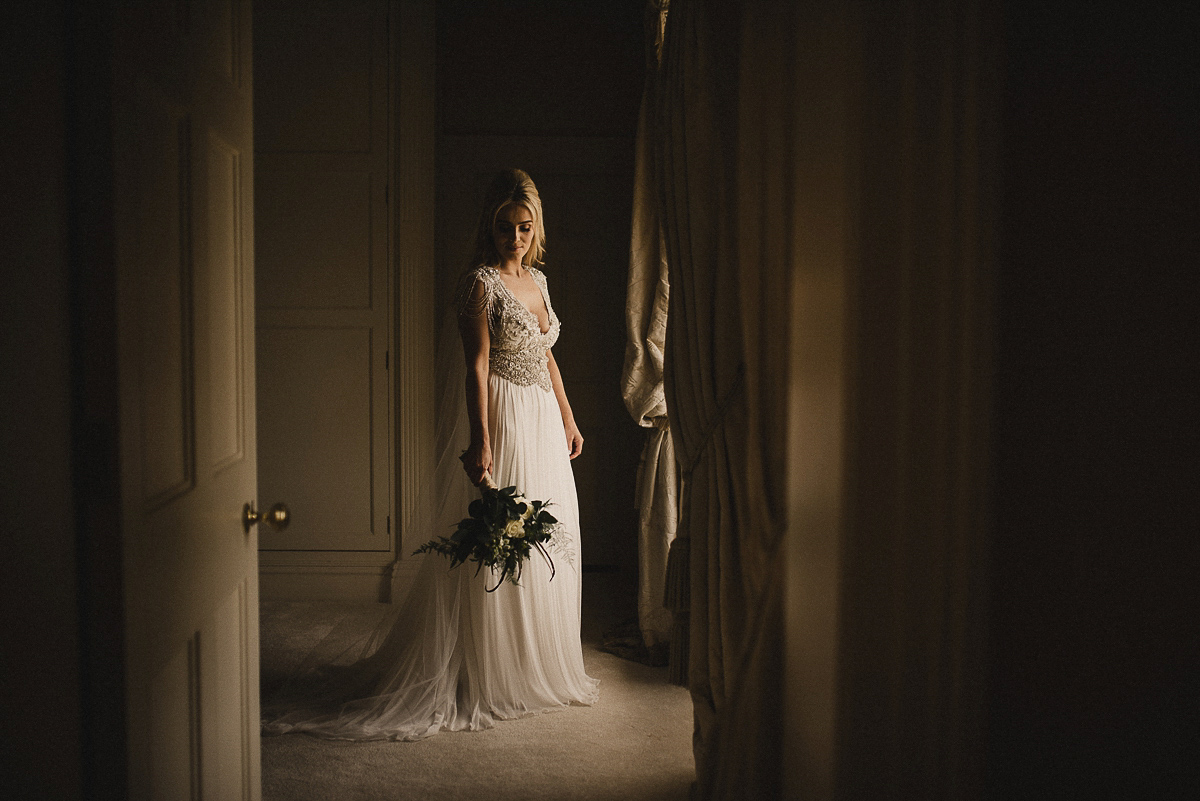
261, 265, 599, 740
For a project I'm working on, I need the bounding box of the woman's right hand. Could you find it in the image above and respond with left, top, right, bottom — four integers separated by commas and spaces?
459, 440, 493, 486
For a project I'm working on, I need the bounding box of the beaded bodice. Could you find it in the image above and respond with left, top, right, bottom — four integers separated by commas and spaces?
456, 265, 560, 392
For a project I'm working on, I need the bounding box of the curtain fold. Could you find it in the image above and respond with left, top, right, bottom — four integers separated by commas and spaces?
701, 3, 799, 795
622, 0, 677, 652
654, 0, 791, 795
653, 2, 994, 795
656, 0, 756, 785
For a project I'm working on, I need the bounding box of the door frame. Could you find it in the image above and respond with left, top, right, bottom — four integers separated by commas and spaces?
389, 0, 437, 602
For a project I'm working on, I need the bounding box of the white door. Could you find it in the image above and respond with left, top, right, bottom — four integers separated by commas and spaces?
113, 2, 264, 798
253, 0, 395, 598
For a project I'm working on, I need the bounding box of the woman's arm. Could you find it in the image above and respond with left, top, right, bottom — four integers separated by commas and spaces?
459, 281, 493, 484
547, 350, 583, 459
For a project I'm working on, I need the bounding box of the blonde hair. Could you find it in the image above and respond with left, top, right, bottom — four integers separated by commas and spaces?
471, 169, 546, 268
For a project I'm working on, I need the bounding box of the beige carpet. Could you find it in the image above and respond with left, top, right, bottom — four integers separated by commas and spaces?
260, 573, 695, 801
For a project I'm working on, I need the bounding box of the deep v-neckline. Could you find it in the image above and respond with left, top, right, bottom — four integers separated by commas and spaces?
495, 269, 551, 335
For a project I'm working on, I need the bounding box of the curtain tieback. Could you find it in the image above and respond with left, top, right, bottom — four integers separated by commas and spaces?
681, 363, 745, 479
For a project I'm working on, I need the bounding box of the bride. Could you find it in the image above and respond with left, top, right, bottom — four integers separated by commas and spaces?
261, 169, 599, 740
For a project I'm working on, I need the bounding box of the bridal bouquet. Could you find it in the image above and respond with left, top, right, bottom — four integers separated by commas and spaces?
414, 477, 559, 592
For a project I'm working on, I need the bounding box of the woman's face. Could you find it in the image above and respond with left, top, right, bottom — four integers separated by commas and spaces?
493, 202, 535, 264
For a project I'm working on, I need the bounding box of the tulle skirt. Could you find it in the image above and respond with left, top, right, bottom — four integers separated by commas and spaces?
261, 374, 599, 741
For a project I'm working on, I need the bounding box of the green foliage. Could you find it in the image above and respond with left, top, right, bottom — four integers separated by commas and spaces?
414, 484, 559, 591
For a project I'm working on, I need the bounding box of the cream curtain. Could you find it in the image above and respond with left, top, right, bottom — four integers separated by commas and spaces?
621, 0, 677, 653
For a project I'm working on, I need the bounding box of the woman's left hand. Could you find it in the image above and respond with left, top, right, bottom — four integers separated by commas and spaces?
564, 420, 584, 460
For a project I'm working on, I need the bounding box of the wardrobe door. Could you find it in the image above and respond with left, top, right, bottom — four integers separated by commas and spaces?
254, 0, 395, 599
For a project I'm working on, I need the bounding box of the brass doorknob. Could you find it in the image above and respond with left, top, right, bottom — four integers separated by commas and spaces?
243, 501, 290, 533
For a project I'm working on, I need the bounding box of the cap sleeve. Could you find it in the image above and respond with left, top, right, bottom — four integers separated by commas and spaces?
455, 267, 496, 320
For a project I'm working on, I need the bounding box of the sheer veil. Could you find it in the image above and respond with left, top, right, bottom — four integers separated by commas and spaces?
420, 305, 479, 574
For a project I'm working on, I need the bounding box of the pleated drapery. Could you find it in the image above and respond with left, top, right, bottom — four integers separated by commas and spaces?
643, 0, 996, 795
698, 3, 798, 795
650, 0, 791, 795
655, 0, 763, 788
621, 0, 677, 654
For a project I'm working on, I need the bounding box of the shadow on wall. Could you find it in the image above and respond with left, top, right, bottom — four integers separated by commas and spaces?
989, 3, 1200, 797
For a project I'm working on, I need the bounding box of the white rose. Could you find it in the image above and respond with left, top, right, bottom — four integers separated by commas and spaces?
514, 497, 533, 520
503, 518, 526, 539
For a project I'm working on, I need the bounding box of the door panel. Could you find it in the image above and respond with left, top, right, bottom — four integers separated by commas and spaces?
199, 580, 255, 799
115, 1, 260, 798
148, 637, 199, 800
255, 0, 393, 563
133, 101, 194, 505
257, 327, 384, 549
256, 168, 375, 310
204, 133, 248, 471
